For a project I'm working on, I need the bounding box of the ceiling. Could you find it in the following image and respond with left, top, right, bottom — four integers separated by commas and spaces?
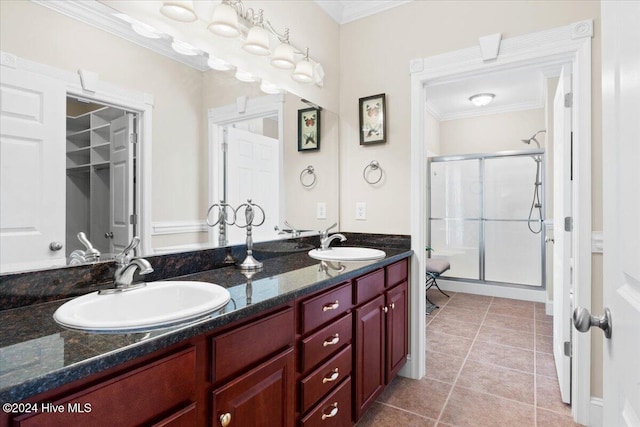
426, 65, 557, 121
313, 0, 412, 24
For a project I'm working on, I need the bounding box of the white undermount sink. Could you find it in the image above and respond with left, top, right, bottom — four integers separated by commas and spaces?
308, 247, 386, 262
53, 281, 231, 332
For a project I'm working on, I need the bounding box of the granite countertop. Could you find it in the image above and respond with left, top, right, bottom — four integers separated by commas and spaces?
0, 245, 412, 403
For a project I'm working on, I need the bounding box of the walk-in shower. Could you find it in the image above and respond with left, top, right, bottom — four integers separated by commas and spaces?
428, 150, 545, 288
522, 130, 546, 234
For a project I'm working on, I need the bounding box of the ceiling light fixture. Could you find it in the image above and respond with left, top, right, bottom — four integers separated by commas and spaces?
160, 1, 197, 23
160, 0, 324, 85
469, 93, 495, 107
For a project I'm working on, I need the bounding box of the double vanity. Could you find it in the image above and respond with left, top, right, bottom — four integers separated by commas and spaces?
0, 233, 411, 426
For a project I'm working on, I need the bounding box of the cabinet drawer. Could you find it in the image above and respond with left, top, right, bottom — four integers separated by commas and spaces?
300, 345, 352, 413
353, 268, 385, 305
14, 347, 196, 427
212, 307, 294, 383
151, 402, 197, 427
300, 377, 352, 427
300, 282, 352, 334
386, 258, 408, 288
300, 314, 352, 372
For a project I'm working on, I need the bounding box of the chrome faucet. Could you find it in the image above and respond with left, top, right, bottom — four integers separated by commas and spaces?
113, 257, 153, 288
275, 220, 302, 238
68, 232, 101, 265
319, 223, 346, 250
100, 236, 153, 294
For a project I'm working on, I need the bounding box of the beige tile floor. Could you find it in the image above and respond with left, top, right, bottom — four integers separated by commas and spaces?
356, 290, 585, 427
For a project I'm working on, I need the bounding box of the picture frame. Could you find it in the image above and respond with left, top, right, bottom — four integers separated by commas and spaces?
298, 107, 320, 151
359, 93, 386, 145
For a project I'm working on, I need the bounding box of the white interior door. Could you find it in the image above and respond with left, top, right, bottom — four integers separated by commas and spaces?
0, 66, 66, 272
552, 65, 572, 404
602, 2, 640, 425
225, 126, 280, 245
109, 114, 134, 254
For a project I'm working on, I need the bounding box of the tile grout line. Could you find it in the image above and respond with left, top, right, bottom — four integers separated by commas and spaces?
375, 401, 438, 424
434, 295, 493, 426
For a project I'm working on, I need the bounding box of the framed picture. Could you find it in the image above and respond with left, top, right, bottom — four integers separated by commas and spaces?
298, 107, 320, 151
359, 93, 386, 145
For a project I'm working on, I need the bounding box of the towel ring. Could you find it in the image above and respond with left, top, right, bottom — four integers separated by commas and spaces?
363, 160, 383, 184
206, 201, 236, 227
300, 165, 317, 188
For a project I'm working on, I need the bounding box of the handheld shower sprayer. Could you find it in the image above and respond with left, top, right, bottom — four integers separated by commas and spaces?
519, 130, 546, 234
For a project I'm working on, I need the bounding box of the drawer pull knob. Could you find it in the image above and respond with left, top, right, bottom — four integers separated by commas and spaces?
322, 300, 340, 312
220, 413, 231, 427
383, 306, 388, 313
321, 402, 339, 420
390, 303, 395, 310
322, 368, 340, 384
323, 333, 340, 347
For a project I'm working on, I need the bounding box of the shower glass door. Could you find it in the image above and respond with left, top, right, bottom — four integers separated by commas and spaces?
428, 152, 544, 287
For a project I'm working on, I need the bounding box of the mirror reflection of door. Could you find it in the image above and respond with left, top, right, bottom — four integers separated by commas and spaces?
65, 98, 137, 258
224, 117, 280, 245
0, 67, 66, 272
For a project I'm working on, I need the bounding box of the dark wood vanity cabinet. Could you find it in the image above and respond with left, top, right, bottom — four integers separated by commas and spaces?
353, 259, 409, 420
5, 257, 409, 427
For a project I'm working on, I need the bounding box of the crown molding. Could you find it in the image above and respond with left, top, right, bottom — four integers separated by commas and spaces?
314, 0, 413, 24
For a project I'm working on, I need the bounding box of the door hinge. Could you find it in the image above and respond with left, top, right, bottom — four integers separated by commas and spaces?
564, 217, 573, 232
564, 93, 573, 108
129, 214, 138, 225
129, 133, 138, 144
221, 142, 228, 152
564, 341, 572, 357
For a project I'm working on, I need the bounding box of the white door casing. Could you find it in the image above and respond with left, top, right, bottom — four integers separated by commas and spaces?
410, 21, 592, 424
552, 65, 573, 404
0, 66, 66, 272
109, 113, 134, 254
225, 126, 280, 245
601, 1, 640, 426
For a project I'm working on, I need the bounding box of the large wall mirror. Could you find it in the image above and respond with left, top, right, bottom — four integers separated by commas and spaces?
0, 0, 339, 274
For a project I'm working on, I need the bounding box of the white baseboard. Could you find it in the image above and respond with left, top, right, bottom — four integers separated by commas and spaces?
546, 299, 554, 316
437, 279, 546, 302
590, 397, 603, 427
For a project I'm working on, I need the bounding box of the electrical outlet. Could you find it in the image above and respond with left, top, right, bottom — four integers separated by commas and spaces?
317, 202, 327, 219
356, 202, 367, 220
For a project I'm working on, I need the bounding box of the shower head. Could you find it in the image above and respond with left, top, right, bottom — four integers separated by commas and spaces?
521, 130, 546, 148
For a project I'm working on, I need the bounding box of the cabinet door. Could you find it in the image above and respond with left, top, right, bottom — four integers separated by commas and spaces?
212, 348, 295, 427
354, 294, 385, 420
385, 281, 408, 383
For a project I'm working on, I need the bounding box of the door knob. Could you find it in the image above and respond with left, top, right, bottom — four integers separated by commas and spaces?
573, 306, 612, 339
49, 241, 63, 251
105, 232, 114, 239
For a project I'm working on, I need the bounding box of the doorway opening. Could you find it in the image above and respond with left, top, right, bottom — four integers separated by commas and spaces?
65, 97, 139, 258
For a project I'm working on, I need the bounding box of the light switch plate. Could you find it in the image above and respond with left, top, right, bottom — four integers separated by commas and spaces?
317, 202, 327, 219
356, 202, 366, 220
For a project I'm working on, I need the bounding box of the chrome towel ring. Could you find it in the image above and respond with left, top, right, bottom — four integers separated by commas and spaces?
300, 165, 317, 188
363, 160, 383, 184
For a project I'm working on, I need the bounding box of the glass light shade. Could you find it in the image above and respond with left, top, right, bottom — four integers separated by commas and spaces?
235, 69, 256, 82
270, 43, 295, 69
292, 59, 313, 83
207, 56, 233, 71
208, 3, 240, 38
469, 93, 495, 107
160, 1, 197, 22
130, 21, 164, 39
243, 26, 271, 56
260, 80, 281, 94
171, 40, 199, 56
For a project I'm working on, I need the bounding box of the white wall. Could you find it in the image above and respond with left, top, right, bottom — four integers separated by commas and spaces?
337, 0, 603, 397
439, 108, 545, 155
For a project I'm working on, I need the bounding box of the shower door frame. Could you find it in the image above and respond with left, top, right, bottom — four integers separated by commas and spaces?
428, 149, 546, 289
